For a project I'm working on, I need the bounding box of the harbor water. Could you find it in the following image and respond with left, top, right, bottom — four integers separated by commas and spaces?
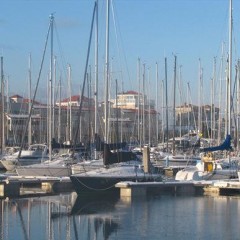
0, 191, 240, 240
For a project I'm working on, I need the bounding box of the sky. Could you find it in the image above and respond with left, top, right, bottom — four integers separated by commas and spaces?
0, 0, 239, 108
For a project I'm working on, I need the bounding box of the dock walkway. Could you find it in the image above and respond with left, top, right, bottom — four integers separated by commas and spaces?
0, 175, 72, 198
0, 174, 240, 198
115, 179, 240, 197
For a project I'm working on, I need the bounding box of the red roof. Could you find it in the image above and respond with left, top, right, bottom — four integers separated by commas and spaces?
23, 98, 41, 105
10, 94, 23, 99
61, 95, 92, 103
123, 90, 139, 95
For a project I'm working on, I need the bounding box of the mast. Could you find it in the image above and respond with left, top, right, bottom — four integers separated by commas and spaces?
17, 13, 52, 159
137, 58, 141, 144
58, 76, 61, 143
187, 82, 190, 134
104, 0, 110, 143
53, 55, 56, 140
213, 57, 216, 141
142, 63, 146, 145
67, 64, 72, 142
218, 42, 225, 144
178, 65, 183, 141
48, 13, 54, 160
148, 67, 151, 147
173, 55, 177, 155
198, 58, 202, 135
165, 57, 169, 152
115, 79, 119, 144
28, 54, 32, 146
211, 57, 216, 141
227, 0, 232, 136
237, 60, 240, 152
155, 62, 159, 145
1, 56, 4, 153
72, 2, 96, 154
161, 79, 165, 144
94, 0, 99, 159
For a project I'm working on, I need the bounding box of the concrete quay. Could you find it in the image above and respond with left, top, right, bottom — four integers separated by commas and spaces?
115, 179, 240, 198
1, 174, 240, 199
0, 175, 73, 198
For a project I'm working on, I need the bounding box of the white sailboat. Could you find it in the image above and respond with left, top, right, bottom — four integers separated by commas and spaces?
176, 0, 239, 181
16, 5, 103, 177
1, 143, 49, 171
70, 1, 163, 194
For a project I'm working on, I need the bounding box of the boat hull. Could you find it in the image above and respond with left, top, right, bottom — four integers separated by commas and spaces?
70, 175, 160, 193
16, 166, 71, 177
1, 157, 49, 171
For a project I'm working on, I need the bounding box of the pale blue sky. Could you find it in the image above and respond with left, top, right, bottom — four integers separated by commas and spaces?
0, 0, 238, 107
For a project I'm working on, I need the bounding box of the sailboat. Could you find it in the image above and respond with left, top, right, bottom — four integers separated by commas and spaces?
16, 3, 106, 177
15, 14, 83, 177
70, 0, 163, 194
176, 0, 239, 181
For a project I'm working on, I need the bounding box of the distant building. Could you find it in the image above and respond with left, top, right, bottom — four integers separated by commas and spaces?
112, 90, 155, 110
56, 95, 94, 109
175, 103, 220, 137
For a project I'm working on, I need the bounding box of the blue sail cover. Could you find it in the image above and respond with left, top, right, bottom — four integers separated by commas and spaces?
201, 134, 233, 152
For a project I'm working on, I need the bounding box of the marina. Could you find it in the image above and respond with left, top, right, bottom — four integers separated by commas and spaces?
0, 173, 240, 199
1, 0, 240, 239
0, 184, 240, 240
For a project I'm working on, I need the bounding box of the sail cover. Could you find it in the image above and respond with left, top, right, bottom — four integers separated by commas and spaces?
201, 134, 233, 152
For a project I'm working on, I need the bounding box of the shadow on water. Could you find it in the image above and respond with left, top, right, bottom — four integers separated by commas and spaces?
69, 192, 120, 240
70, 192, 120, 215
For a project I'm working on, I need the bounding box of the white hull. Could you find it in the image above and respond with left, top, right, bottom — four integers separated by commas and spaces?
1, 157, 49, 171
16, 158, 78, 177
71, 159, 104, 174
175, 162, 238, 181
16, 165, 71, 177
70, 162, 163, 193
0, 144, 49, 171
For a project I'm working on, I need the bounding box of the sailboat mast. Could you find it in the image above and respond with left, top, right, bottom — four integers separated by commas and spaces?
137, 58, 141, 144
1, 56, 4, 153
58, 76, 61, 143
218, 42, 225, 144
173, 55, 177, 155
148, 67, 151, 147
49, 13, 54, 160
67, 64, 72, 142
198, 58, 202, 135
104, 0, 110, 143
187, 82, 190, 134
227, 0, 232, 136
155, 62, 159, 145
142, 64, 146, 145
94, 0, 99, 158
165, 57, 169, 152
28, 54, 32, 145
237, 60, 240, 152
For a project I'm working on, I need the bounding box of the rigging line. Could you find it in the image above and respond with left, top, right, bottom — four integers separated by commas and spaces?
17, 17, 51, 159
187, 83, 197, 131
111, 0, 131, 89
53, 21, 68, 82
72, 2, 97, 156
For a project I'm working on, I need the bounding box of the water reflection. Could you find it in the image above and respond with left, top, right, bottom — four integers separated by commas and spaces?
0, 192, 240, 240
68, 193, 120, 240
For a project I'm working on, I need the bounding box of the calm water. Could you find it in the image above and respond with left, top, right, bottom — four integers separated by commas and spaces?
0, 191, 240, 240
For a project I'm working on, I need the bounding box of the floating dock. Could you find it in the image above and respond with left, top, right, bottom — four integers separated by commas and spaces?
115, 179, 240, 198
0, 175, 73, 198
0, 174, 240, 199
